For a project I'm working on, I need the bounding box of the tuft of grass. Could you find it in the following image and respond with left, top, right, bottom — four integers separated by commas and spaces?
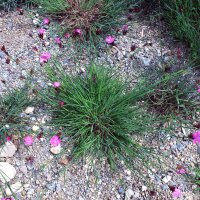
142, 67, 198, 116
0, 85, 32, 143
162, 0, 200, 65
0, 0, 30, 11
191, 167, 200, 190
41, 62, 175, 170
31, 0, 136, 38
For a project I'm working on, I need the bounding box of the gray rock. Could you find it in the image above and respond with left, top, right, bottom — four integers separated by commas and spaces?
0, 142, 17, 158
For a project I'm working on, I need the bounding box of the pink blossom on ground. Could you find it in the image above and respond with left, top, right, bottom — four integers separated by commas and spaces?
197, 87, 200, 93
105, 36, 115, 44
1, 198, 15, 200
50, 135, 61, 147
73, 28, 82, 36
38, 28, 45, 35
40, 52, 51, 63
192, 130, 200, 144
6, 136, 12, 141
43, 18, 50, 25
55, 37, 61, 44
64, 33, 70, 39
176, 168, 186, 174
53, 82, 61, 88
24, 135, 34, 146
59, 101, 64, 106
172, 188, 182, 199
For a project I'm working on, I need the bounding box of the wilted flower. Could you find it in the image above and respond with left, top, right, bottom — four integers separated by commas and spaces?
177, 48, 182, 60
192, 130, 200, 144
43, 18, 50, 25
40, 52, 51, 63
24, 135, 34, 146
38, 28, 45, 39
53, 82, 61, 88
59, 101, 64, 107
122, 25, 128, 35
73, 28, 82, 36
105, 36, 115, 45
50, 135, 61, 146
64, 33, 70, 39
55, 37, 61, 44
172, 188, 182, 199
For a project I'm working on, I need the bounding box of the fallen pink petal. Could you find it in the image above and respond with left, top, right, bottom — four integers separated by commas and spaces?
55, 37, 62, 44
53, 82, 61, 88
43, 18, 50, 25
50, 135, 61, 147
40, 52, 51, 63
176, 168, 186, 174
64, 33, 70, 39
24, 135, 34, 146
197, 87, 200, 93
172, 188, 182, 198
192, 130, 200, 144
105, 36, 115, 44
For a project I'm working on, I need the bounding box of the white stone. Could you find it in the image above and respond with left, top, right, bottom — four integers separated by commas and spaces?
162, 175, 172, 183
142, 185, 147, 191
32, 125, 39, 132
0, 162, 16, 183
50, 145, 61, 155
24, 107, 34, 114
0, 142, 17, 158
6, 182, 23, 196
125, 189, 134, 200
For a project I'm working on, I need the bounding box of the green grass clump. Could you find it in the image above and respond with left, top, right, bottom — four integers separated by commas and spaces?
143, 68, 198, 115
191, 167, 200, 190
162, 0, 200, 64
31, 0, 135, 38
42, 62, 173, 169
0, 86, 31, 143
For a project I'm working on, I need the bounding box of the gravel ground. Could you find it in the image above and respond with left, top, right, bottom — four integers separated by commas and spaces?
0, 9, 200, 200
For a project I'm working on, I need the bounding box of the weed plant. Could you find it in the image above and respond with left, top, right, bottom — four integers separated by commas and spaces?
0, 85, 31, 143
42, 62, 178, 169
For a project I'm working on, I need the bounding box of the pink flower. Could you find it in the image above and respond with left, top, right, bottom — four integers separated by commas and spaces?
40, 52, 51, 63
24, 135, 34, 146
50, 135, 61, 146
172, 188, 182, 199
53, 82, 61, 88
192, 130, 200, 144
197, 87, 200, 93
64, 33, 70, 39
59, 101, 64, 106
6, 136, 12, 141
38, 28, 45, 35
1, 198, 15, 200
105, 36, 115, 44
176, 168, 186, 174
55, 37, 61, 44
73, 28, 82, 36
43, 18, 50, 25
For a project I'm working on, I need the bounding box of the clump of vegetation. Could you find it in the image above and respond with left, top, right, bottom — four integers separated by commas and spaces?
143, 67, 198, 115
0, 0, 28, 11
31, 0, 135, 37
162, 0, 200, 64
42, 62, 166, 169
190, 167, 200, 190
0, 86, 31, 143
